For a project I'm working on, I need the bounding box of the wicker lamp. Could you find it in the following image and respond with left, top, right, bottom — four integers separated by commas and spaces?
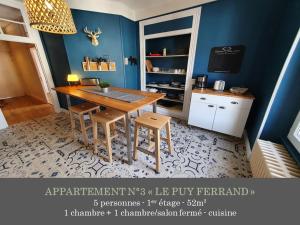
24, 0, 77, 34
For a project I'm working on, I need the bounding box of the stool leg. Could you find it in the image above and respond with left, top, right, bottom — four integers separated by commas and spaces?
137, 109, 141, 117
110, 122, 117, 136
88, 111, 93, 121
155, 129, 161, 173
79, 114, 88, 146
69, 111, 76, 138
93, 120, 98, 154
104, 123, 113, 163
166, 121, 173, 153
133, 124, 140, 160
148, 129, 153, 145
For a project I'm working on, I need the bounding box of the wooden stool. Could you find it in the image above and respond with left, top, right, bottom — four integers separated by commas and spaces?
92, 108, 126, 163
69, 102, 99, 146
133, 112, 173, 173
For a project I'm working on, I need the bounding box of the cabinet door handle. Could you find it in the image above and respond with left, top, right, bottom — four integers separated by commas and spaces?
219, 106, 226, 109
208, 105, 214, 108
231, 101, 238, 104
200, 97, 206, 100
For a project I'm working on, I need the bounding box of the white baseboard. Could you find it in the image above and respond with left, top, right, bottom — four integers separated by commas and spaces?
243, 129, 252, 160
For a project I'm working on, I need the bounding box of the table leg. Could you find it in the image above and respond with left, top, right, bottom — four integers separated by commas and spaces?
66, 94, 71, 108
153, 102, 157, 113
125, 113, 133, 165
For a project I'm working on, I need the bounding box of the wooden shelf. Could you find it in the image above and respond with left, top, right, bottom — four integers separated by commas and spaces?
82, 61, 116, 72
0, 17, 25, 25
163, 97, 183, 103
146, 84, 184, 91
157, 103, 183, 113
146, 71, 186, 76
146, 54, 189, 58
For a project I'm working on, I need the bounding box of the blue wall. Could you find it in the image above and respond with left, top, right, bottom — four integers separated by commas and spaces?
120, 16, 139, 89
261, 38, 300, 162
63, 9, 138, 89
245, 0, 300, 147
39, 32, 71, 109
193, 0, 287, 87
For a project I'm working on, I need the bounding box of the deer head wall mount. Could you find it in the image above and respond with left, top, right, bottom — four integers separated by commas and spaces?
84, 26, 102, 46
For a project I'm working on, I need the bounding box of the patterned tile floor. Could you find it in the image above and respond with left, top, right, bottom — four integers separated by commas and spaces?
0, 112, 252, 178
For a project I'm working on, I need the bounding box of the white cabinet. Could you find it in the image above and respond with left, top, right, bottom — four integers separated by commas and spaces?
189, 101, 216, 130
188, 91, 254, 137
212, 105, 251, 137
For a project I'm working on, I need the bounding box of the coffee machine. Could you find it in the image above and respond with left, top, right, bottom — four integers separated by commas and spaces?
195, 75, 208, 89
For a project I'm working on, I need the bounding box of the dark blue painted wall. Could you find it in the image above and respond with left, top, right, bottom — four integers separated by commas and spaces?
261, 38, 300, 162
120, 16, 139, 89
39, 32, 71, 109
144, 16, 193, 35
245, 0, 300, 147
63, 9, 138, 89
194, 0, 287, 87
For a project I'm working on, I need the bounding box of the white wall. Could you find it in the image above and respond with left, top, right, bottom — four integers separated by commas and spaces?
0, 41, 25, 98
9, 42, 47, 102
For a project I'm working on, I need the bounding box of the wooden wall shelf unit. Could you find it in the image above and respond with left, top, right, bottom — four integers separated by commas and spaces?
82, 61, 116, 72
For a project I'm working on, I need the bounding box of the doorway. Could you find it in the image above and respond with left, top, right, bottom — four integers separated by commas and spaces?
0, 40, 54, 125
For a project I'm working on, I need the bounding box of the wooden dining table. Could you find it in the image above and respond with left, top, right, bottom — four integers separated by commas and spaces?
53, 85, 165, 165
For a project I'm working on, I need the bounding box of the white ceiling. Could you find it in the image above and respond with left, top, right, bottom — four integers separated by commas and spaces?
66, 0, 216, 21
13, 0, 216, 21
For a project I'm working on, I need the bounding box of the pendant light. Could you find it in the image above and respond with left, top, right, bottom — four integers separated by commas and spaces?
24, 0, 77, 34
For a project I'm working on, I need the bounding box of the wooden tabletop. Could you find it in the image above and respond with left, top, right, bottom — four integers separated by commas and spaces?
192, 88, 255, 100
53, 86, 165, 113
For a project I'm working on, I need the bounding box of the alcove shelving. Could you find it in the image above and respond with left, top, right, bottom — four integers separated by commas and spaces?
139, 7, 201, 119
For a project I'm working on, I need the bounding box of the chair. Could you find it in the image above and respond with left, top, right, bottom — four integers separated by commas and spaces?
133, 112, 173, 173
69, 102, 99, 146
92, 108, 126, 163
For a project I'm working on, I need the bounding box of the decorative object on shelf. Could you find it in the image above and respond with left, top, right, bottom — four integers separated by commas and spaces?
67, 74, 79, 86
146, 88, 158, 93
208, 45, 245, 73
152, 67, 160, 72
128, 56, 137, 66
170, 81, 182, 88
83, 26, 102, 46
158, 83, 170, 87
148, 53, 162, 57
98, 81, 110, 93
82, 56, 116, 72
84, 56, 90, 70
109, 62, 116, 71
163, 48, 167, 56
178, 94, 184, 101
24, 0, 77, 34
229, 87, 249, 94
145, 60, 153, 72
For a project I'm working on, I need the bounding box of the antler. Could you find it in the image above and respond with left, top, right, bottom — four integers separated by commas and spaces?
94, 27, 102, 36
84, 26, 92, 35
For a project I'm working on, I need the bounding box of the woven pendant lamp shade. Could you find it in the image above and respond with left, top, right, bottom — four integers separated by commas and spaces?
24, 0, 77, 34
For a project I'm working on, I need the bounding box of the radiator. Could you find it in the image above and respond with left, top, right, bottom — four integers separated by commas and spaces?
250, 139, 300, 178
